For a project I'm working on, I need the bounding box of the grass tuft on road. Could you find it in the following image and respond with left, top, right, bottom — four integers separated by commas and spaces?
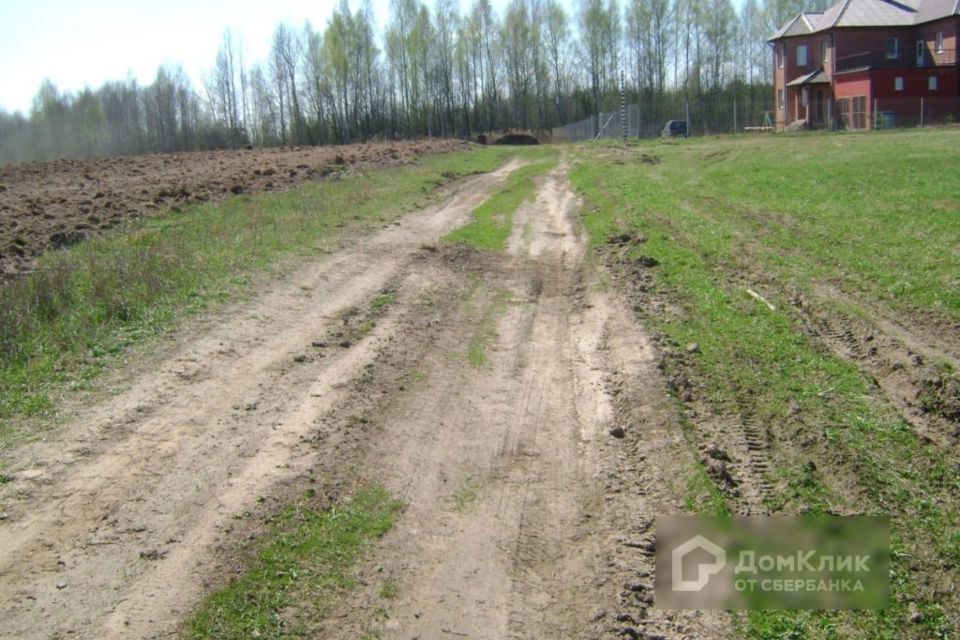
188, 485, 402, 640
0, 147, 514, 445
442, 153, 558, 251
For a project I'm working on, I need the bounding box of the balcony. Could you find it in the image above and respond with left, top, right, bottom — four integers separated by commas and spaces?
835, 48, 957, 73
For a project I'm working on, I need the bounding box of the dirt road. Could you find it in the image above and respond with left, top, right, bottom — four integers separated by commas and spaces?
0, 159, 729, 639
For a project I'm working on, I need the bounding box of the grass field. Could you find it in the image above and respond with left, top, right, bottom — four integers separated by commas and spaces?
572, 128, 960, 639
0, 147, 515, 445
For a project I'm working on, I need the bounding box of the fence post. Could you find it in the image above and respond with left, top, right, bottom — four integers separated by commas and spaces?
873, 98, 879, 129
685, 99, 690, 136
620, 71, 627, 141
920, 97, 925, 128
733, 97, 738, 134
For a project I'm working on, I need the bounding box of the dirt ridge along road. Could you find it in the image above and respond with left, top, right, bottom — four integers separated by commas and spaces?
0, 160, 520, 639
313, 163, 732, 639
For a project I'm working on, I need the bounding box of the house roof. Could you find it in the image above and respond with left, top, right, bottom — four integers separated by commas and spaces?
786, 69, 832, 86
769, 0, 959, 40
914, 0, 960, 22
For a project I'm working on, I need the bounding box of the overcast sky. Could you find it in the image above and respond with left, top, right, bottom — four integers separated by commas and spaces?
0, 0, 519, 115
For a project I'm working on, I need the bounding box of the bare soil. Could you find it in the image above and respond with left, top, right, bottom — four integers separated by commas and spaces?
0, 139, 470, 276
0, 158, 731, 639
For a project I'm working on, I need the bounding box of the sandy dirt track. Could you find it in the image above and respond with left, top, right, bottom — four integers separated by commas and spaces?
0, 158, 730, 639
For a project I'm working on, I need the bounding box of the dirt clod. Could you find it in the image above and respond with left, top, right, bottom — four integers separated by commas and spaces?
634, 255, 659, 268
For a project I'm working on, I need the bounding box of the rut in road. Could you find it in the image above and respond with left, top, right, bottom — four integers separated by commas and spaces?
323, 164, 732, 639
0, 161, 520, 640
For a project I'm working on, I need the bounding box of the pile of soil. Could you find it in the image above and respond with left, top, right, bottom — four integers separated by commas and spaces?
0, 139, 471, 276
492, 133, 539, 145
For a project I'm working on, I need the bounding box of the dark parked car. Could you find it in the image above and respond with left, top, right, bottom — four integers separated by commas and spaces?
661, 120, 687, 138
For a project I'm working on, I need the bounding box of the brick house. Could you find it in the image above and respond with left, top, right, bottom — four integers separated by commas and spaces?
769, 0, 959, 130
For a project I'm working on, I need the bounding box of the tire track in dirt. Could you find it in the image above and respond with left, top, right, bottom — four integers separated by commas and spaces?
0, 161, 521, 640
605, 249, 774, 517
318, 164, 732, 639
796, 284, 960, 451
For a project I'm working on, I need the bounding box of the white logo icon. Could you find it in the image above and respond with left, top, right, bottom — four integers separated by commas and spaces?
672, 535, 727, 591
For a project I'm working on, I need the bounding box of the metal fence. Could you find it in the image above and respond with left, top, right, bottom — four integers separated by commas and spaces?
869, 97, 959, 129
553, 104, 644, 142
552, 98, 775, 141
554, 95, 959, 139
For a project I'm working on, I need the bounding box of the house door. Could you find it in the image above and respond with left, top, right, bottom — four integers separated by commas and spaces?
815, 90, 825, 124
916, 40, 925, 67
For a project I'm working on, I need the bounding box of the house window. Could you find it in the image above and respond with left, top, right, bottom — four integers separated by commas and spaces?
821, 39, 829, 64
778, 45, 784, 68
797, 45, 808, 66
895, 76, 904, 91
935, 31, 944, 54
929, 75, 939, 90
778, 88, 784, 110
886, 37, 899, 59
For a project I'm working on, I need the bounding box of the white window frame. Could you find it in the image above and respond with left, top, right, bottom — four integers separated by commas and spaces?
778, 88, 784, 110
822, 39, 829, 64
778, 45, 784, 68
797, 44, 809, 66
886, 37, 899, 60
935, 31, 944, 54
894, 76, 904, 91
929, 75, 939, 90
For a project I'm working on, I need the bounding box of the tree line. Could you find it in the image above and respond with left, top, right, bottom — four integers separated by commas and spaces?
0, 0, 824, 164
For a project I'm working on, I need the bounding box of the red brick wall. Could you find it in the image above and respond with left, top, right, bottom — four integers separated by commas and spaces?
774, 33, 834, 128
773, 43, 787, 128
833, 71, 871, 99
871, 68, 958, 98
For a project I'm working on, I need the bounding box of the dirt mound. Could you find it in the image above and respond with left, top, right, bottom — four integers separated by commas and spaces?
0, 139, 471, 277
492, 133, 539, 145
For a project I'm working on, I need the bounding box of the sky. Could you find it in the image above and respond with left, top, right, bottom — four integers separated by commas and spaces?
0, 0, 518, 115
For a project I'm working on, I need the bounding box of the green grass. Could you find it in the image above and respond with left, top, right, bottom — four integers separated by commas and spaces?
442, 152, 559, 250
465, 289, 510, 367
0, 146, 515, 445
370, 293, 395, 310
378, 580, 399, 600
685, 460, 731, 517
188, 485, 402, 639
571, 129, 960, 640
452, 479, 479, 512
